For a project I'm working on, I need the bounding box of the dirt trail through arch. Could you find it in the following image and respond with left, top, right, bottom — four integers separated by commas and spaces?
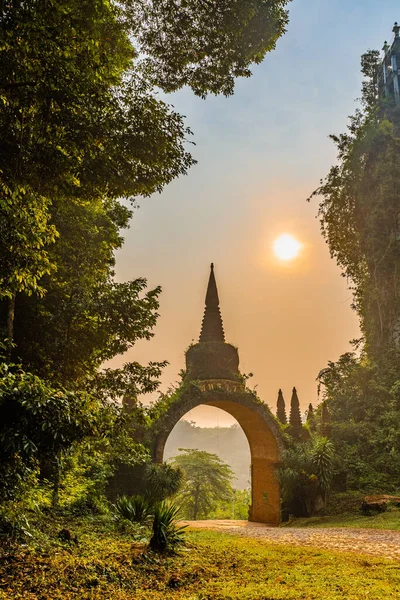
185, 520, 400, 560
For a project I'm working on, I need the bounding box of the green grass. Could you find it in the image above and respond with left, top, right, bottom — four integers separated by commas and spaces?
0, 514, 399, 599
284, 508, 400, 530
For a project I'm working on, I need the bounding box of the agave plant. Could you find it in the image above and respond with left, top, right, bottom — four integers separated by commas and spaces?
149, 501, 187, 553
113, 495, 152, 524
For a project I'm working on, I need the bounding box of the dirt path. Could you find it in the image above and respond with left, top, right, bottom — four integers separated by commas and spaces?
184, 520, 400, 560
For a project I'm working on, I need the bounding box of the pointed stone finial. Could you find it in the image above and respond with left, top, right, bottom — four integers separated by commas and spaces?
199, 263, 225, 343
276, 389, 287, 425
393, 22, 400, 38
289, 387, 303, 439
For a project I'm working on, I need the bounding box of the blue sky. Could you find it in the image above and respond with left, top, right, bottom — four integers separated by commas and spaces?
111, 1, 399, 426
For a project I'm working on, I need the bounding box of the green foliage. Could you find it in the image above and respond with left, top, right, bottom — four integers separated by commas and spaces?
317, 352, 400, 492
1, 515, 400, 598
310, 50, 400, 365
0, 185, 57, 301
207, 488, 251, 520
309, 45, 400, 501
164, 419, 251, 490
149, 501, 187, 554
279, 436, 334, 517
124, 0, 290, 98
171, 449, 234, 520
113, 495, 153, 524
144, 463, 183, 504
0, 503, 33, 544
311, 437, 335, 500
0, 363, 100, 502
8, 196, 163, 387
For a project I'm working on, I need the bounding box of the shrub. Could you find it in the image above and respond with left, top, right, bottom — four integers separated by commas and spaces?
149, 502, 186, 554
144, 463, 183, 504
113, 495, 152, 524
0, 504, 32, 543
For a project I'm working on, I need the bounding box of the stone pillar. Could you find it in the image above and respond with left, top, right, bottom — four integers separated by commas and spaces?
249, 457, 280, 525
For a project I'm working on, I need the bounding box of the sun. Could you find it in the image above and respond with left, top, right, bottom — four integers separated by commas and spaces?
273, 234, 302, 261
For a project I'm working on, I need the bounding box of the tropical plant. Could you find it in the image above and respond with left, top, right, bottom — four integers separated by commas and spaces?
149, 502, 187, 554
170, 449, 234, 520
113, 495, 152, 524
310, 437, 335, 503
0, 364, 101, 504
279, 436, 335, 518
144, 463, 183, 504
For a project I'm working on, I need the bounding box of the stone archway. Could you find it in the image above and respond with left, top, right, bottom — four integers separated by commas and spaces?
150, 264, 283, 524
108, 264, 283, 523
151, 380, 282, 524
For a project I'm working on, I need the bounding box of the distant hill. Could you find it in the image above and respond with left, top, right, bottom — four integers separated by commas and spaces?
164, 420, 251, 489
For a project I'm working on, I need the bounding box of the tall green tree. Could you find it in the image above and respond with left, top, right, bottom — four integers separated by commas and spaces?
0, 0, 290, 331
310, 50, 400, 368
0, 0, 194, 340
310, 46, 400, 494
170, 449, 234, 520
7, 197, 161, 387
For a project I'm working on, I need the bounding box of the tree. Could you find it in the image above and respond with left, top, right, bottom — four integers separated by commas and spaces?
317, 352, 400, 492
310, 49, 400, 368
279, 436, 334, 517
170, 449, 234, 520
0, 363, 100, 504
276, 388, 287, 424
0, 0, 290, 329
126, 0, 290, 98
0, 0, 194, 342
2, 198, 151, 383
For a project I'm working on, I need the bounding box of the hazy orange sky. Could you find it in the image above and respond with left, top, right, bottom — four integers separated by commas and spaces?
110, 1, 398, 426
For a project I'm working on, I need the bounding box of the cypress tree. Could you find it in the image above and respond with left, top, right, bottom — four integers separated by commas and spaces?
276, 389, 287, 424
289, 387, 303, 439
321, 402, 331, 437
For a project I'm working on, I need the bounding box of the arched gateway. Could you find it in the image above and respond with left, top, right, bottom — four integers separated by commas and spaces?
151, 264, 283, 524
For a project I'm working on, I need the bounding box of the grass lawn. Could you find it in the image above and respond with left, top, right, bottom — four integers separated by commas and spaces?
284, 508, 400, 530
0, 515, 399, 599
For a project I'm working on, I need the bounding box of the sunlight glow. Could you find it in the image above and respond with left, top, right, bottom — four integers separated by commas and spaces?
273, 234, 302, 261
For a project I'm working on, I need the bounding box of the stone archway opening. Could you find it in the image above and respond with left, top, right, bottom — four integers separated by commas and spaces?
152, 386, 282, 524
163, 405, 251, 492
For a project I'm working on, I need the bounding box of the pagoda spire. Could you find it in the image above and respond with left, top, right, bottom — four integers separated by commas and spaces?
289, 387, 303, 439
276, 389, 287, 425
199, 263, 225, 343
